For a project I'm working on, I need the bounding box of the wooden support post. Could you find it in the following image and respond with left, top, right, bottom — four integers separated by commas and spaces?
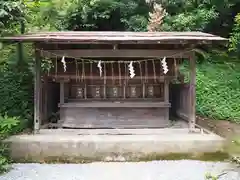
39, 79, 43, 125
103, 62, 106, 99
164, 80, 169, 103
123, 63, 127, 99
143, 83, 146, 98
43, 77, 48, 123
60, 80, 65, 104
34, 48, 41, 134
84, 83, 87, 99
164, 79, 169, 121
189, 53, 196, 132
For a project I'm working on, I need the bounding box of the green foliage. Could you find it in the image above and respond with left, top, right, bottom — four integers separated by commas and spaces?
23, 0, 149, 32
160, 0, 239, 34
0, 1, 24, 35
0, 115, 21, 173
162, 8, 218, 31
196, 61, 240, 122
0, 153, 9, 173
0, 58, 33, 125
205, 172, 219, 180
63, 0, 150, 31
0, 115, 20, 137
229, 13, 240, 56
21, 0, 240, 35
24, 0, 64, 31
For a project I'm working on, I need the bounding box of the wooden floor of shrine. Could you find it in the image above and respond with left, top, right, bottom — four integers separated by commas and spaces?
45, 117, 189, 131
46, 119, 188, 131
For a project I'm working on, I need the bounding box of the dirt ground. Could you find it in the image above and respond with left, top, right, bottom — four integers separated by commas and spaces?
196, 116, 240, 138
196, 115, 240, 155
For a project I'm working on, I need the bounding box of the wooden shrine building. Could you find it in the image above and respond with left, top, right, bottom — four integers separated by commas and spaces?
0, 31, 226, 133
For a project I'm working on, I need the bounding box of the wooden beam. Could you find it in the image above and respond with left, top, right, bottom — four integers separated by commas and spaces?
49, 74, 174, 81
34, 46, 41, 134
189, 53, 196, 132
40, 49, 191, 58
59, 101, 171, 108
36, 43, 192, 51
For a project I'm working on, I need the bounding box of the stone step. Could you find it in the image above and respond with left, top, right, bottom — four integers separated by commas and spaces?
5, 130, 225, 162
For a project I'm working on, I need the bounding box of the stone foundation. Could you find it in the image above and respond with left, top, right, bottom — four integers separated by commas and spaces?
5, 129, 225, 162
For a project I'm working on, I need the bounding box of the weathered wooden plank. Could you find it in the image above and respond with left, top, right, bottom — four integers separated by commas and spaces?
1, 33, 226, 42
59, 101, 171, 108
34, 46, 41, 134
189, 53, 196, 132
41, 49, 191, 58
36, 43, 192, 51
18, 31, 219, 37
49, 75, 173, 81
60, 107, 171, 128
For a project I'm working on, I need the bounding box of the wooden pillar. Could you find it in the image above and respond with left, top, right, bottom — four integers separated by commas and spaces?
34, 47, 41, 134
164, 80, 169, 103
164, 80, 169, 121
189, 53, 196, 132
60, 80, 65, 104
43, 76, 48, 122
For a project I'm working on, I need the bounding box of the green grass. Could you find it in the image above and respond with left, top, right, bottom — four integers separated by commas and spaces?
196, 61, 240, 123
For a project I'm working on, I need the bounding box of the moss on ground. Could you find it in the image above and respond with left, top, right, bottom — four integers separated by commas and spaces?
136, 152, 230, 162
225, 137, 240, 155
12, 151, 230, 164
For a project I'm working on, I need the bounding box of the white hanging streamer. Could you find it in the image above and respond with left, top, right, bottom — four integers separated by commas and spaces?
161, 57, 168, 74
128, 61, 135, 78
97, 60, 102, 77
61, 56, 67, 72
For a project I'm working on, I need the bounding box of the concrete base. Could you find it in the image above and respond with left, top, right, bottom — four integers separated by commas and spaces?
5, 129, 225, 162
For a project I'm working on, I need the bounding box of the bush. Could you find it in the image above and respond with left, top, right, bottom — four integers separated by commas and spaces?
196, 60, 240, 122
0, 115, 20, 173
229, 13, 240, 57
180, 55, 240, 122
0, 115, 21, 137
0, 62, 33, 127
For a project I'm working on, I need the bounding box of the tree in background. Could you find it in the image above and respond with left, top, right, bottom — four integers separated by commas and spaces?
229, 13, 240, 57
0, 1, 24, 35
0, 0, 33, 127
63, 0, 150, 31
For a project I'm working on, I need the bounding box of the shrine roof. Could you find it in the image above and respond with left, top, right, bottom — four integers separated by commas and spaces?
0, 31, 227, 45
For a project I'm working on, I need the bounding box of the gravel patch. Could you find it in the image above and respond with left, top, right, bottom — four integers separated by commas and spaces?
0, 161, 239, 180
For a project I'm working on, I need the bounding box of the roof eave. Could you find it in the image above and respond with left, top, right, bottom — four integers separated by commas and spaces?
0, 38, 228, 45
